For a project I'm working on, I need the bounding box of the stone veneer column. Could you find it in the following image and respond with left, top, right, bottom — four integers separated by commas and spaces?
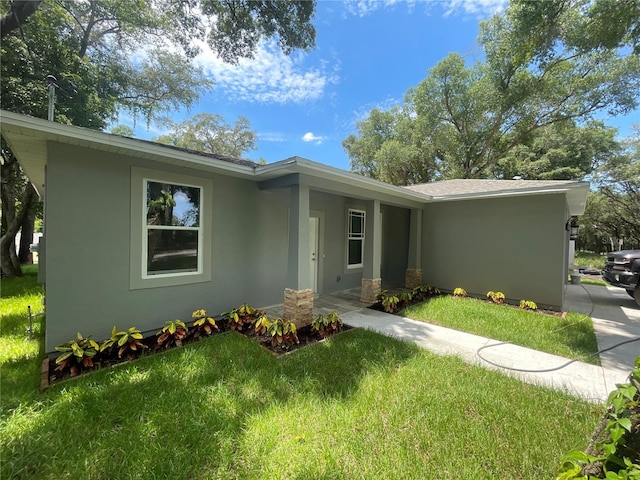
283, 288, 314, 328
405, 268, 423, 289
360, 277, 381, 304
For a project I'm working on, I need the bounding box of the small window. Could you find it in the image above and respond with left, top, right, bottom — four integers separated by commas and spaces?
144, 181, 202, 277
347, 209, 365, 268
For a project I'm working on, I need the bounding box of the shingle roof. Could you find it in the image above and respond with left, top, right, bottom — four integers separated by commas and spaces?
404, 179, 584, 197
123, 136, 258, 168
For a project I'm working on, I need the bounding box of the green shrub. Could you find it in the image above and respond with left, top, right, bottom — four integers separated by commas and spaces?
54, 332, 100, 374
253, 314, 271, 336
311, 311, 343, 337
222, 304, 262, 332
266, 318, 299, 349
556, 357, 640, 479
156, 319, 188, 349
453, 287, 467, 297
100, 326, 147, 358
519, 300, 538, 311
486, 291, 506, 304
191, 309, 219, 338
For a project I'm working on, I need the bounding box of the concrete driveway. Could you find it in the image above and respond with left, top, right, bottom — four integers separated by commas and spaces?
563, 283, 640, 393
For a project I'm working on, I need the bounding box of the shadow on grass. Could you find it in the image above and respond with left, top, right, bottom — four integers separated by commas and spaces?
553, 313, 600, 364
1, 329, 420, 479
0, 271, 42, 299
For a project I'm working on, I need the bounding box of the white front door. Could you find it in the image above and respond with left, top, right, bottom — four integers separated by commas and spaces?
309, 217, 319, 293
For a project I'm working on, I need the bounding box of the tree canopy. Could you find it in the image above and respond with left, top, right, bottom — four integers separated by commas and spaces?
344, 0, 640, 184
153, 113, 257, 158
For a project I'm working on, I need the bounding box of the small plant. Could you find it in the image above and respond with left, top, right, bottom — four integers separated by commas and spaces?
54, 332, 100, 374
556, 357, 640, 479
156, 319, 188, 349
191, 309, 219, 338
453, 287, 467, 297
486, 291, 506, 304
253, 314, 271, 336
266, 318, 299, 349
412, 284, 441, 301
311, 311, 343, 337
377, 290, 401, 313
222, 304, 261, 332
519, 300, 538, 311
100, 326, 147, 358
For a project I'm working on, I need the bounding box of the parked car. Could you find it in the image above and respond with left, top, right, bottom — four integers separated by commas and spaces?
602, 250, 640, 307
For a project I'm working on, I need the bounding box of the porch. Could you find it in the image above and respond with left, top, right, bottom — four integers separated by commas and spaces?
262, 287, 369, 319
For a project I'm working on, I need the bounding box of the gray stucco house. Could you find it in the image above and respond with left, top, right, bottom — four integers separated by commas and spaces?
1, 110, 589, 352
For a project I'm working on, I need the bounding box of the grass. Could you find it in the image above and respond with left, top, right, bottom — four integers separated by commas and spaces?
574, 251, 606, 270
1, 270, 602, 479
581, 278, 607, 287
402, 296, 600, 365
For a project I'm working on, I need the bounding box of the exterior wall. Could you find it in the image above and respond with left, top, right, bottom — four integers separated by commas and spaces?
44, 143, 290, 351
309, 191, 366, 293
421, 194, 567, 310
381, 205, 410, 288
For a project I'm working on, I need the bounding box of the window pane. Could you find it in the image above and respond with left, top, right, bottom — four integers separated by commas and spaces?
147, 229, 198, 275
147, 182, 200, 227
348, 239, 363, 266
349, 211, 364, 235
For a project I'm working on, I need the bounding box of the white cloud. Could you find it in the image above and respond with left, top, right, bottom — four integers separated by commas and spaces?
302, 132, 325, 145
259, 131, 289, 142
442, 0, 507, 17
343, 0, 505, 18
194, 40, 338, 104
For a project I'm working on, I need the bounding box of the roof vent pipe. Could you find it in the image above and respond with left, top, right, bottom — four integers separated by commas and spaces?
47, 75, 57, 121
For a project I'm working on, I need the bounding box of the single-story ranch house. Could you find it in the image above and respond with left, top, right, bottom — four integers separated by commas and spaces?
1, 111, 589, 352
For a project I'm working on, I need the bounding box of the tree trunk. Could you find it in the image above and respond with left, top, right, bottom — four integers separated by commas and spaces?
0, 183, 36, 277
0, 1, 43, 39
18, 206, 36, 264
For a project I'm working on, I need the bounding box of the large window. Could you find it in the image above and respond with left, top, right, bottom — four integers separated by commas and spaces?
145, 181, 201, 276
347, 209, 365, 268
130, 168, 212, 289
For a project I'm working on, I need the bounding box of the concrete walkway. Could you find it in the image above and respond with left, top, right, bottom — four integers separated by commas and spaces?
340, 284, 640, 404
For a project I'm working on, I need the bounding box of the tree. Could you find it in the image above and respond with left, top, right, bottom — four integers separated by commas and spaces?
154, 113, 257, 158
587, 128, 640, 248
491, 120, 620, 180
344, 0, 640, 184
0, 0, 317, 277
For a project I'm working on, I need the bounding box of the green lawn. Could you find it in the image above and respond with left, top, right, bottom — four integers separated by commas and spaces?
402, 296, 600, 365
574, 251, 606, 270
1, 271, 601, 479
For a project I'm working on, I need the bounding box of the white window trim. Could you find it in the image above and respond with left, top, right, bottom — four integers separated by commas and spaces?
130, 167, 212, 290
347, 208, 365, 269
142, 178, 203, 279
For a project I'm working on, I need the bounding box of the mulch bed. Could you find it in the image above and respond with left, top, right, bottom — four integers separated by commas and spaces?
42, 320, 353, 389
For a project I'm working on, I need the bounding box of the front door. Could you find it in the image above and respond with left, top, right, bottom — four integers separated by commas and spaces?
309, 216, 319, 293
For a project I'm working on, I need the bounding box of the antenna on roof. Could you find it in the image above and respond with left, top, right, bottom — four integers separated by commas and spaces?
47, 75, 58, 121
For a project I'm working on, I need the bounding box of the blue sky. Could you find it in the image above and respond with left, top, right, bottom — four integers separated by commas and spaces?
123, 0, 639, 171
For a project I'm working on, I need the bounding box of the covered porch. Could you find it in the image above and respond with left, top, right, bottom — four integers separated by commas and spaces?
257, 157, 429, 328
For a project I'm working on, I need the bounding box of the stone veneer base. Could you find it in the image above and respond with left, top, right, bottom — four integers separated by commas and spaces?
360, 278, 382, 303
283, 288, 314, 328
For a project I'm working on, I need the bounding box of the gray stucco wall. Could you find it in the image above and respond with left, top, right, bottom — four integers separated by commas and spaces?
44, 143, 290, 351
44, 142, 416, 351
309, 191, 365, 293
421, 193, 568, 310
381, 205, 410, 287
